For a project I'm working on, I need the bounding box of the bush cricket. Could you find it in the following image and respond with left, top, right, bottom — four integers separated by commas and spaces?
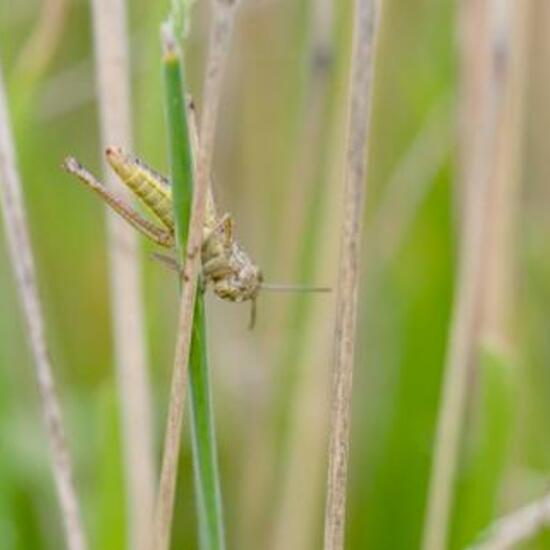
62, 100, 329, 327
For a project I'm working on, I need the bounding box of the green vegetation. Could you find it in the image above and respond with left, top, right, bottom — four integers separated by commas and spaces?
0, 1, 548, 549
162, 28, 225, 549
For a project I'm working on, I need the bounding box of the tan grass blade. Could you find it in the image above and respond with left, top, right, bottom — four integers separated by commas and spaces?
90, 1, 156, 548
0, 63, 87, 550
421, 2, 521, 549
323, 0, 381, 548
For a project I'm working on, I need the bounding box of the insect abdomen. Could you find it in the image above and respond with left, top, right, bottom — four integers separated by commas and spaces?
106, 147, 175, 231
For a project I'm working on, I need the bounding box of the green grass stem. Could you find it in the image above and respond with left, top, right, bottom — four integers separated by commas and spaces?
162, 26, 225, 550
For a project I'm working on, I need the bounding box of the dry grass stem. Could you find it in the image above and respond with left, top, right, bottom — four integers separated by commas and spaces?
0, 65, 87, 550
154, 4, 239, 548
480, 1, 529, 348
323, 0, 380, 549
454, 0, 492, 225
90, 1, 156, 548
421, 2, 513, 549
469, 494, 550, 550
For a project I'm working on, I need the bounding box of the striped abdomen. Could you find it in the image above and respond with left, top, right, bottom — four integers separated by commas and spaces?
106, 146, 175, 231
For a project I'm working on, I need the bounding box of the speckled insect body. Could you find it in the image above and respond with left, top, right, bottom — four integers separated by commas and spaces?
63, 147, 263, 311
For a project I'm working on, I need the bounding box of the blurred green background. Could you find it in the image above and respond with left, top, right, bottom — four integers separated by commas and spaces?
0, 0, 549, 549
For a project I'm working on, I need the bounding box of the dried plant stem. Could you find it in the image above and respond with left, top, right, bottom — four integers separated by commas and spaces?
154, 4, 238, 548
469, 494, 550, 550
421, 2, 511, 549
323, 1, 379, 549
90, 1, 155, 548
0, 65, 87, 550
532, 1, 550, 217
154, 246, 202, 550
480, 0, 529, 348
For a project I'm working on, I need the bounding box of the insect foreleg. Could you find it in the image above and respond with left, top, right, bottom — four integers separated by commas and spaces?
63, 157, 174, 248
202, 256, 233, 281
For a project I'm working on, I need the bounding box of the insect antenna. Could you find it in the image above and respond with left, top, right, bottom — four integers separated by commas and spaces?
260, 283, 331, 293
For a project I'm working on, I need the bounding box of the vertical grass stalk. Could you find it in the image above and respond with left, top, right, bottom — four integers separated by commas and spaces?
478, 1, 529, 350
323, 1, 380, 549
90, 1, 156, 548
452, 4, 529, 548
421, 2, 512, 549
155, 29, 202, 550
0, 63, 87, 550
155, 1, 239, 542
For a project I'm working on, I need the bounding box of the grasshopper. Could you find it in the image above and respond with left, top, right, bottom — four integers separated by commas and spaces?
63, 101, 328, 327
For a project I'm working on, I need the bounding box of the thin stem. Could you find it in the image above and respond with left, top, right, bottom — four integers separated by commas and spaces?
469, 494, 550, 550
421, 2, 512, 549
186, 86, 226, 550
186, 6, 239, 548
90, 1, 156, 548
323, 1, 380, 549
479, 1, 529, 349
153, 30, 195, 550
187, 302, 224, 549
154, 239, 204, 550
155, 2, 238, 545
0, 63, 87, 550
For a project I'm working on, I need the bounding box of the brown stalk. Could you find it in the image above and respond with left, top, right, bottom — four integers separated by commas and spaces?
0, 65, 87, 550
323, 0, 380, 549
479, 1, 529, 348
421, 1, 515, 549
90, 1, 156, 548
153, 3, 239, 549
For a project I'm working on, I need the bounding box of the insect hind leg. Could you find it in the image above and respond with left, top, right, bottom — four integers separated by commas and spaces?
63, 157, 174, 248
